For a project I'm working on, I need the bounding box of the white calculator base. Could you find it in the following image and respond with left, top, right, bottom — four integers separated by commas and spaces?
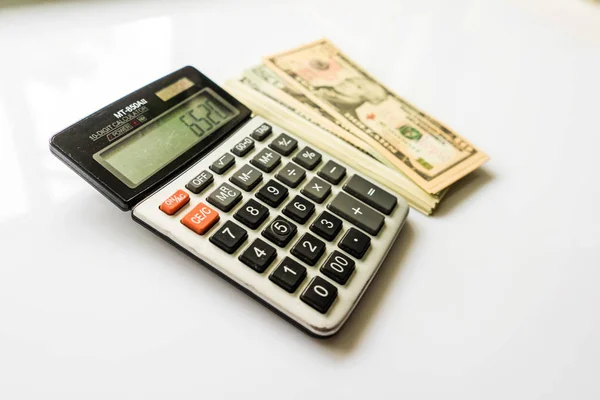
132, 117, 409, 337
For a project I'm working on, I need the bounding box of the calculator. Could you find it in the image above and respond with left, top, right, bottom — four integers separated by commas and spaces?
50, 66, 409, 337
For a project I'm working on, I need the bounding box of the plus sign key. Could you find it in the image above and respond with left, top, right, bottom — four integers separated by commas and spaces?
328, 192, 384, 235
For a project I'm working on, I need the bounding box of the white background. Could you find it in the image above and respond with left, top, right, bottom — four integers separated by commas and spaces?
1, 0, 599, 398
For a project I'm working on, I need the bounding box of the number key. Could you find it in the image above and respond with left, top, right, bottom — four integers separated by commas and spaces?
320, 251, 355, 285
282, 195, 315, 224
301, 276, 338, 314
310, 211, 342, 241
291, 233, 326, 266
262, 216, 297, 247
234, 199, 269, 229
209, 221, 248, 254
269, 257, 307, 293
239, 238, 277, 273
256, 179, 288, 207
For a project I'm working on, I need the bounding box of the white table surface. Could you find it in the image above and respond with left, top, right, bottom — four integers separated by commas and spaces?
1, 0, 599, 398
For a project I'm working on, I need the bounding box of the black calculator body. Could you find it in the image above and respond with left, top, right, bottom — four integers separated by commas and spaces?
50, 67, 409, 337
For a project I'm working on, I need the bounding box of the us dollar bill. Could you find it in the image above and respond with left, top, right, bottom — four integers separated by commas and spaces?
224, 77, 443, 214
242, 66, 393, 167
263, 38, 489, 194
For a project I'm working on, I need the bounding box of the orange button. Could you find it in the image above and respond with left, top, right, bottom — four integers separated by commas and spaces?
159, 189, 190, 215
181, 202, 220, 235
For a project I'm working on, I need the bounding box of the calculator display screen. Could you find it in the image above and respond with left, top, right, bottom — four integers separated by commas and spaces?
95, 89, 238, 188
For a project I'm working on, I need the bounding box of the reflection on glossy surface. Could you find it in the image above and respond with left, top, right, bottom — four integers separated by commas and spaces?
0, 0, 599, 398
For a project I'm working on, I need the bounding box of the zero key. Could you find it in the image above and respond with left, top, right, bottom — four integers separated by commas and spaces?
343, 175, 397, 215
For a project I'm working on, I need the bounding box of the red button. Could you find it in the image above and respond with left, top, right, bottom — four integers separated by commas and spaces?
159, 189, 190, 215
181, 202, 220, 235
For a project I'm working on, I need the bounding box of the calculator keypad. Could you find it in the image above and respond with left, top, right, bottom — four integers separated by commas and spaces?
133, 117, 409, 337
250, 148, 281, 172
234, 199, 269, 229
207, 183, 242, 212
240, 238, 277, 273
270, 133, 298, 156
256, 179, 288, 207
210, 153, 235, 174
269, 257, 307, 293
282, 195, 315, 224
185, 170, 213, 194
229, 164, 263, 191
301, 276, 338, 314
301, 177, 331, 204
210, 221, 248, 254
262, 216, 297, 247
275, 162, 306, 188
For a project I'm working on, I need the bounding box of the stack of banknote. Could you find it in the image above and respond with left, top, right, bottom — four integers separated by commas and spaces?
224, 39, 488, 215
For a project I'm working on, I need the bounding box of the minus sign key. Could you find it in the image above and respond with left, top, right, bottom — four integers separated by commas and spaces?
318, 160, 346, 185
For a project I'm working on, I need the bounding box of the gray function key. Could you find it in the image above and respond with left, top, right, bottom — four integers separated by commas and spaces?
318, 160, 346, 185
207, 182, 242, 212
231, 137, 255, 157
210, 153, 235, 174
229, 164, 263, 191
185, 170, 213, 194
251, 123, 272, 141
275, 162, 306, 188
293, 146, 322, 170
269, 133, 298, 156
250, 148, 281, 173
343, 175, 397, 215
301, 177, 331, 204
328, 192, 384, 235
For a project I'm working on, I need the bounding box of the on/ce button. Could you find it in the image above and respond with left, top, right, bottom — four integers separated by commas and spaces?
159, 189, 190, 215
181, 202, 220, 235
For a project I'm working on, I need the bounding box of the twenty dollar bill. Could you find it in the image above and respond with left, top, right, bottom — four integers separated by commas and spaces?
264, 38, 489, 194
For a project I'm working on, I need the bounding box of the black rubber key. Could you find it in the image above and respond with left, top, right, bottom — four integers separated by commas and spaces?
234, 199, 269, 229
209, 221, 247, 254
210, 153, 235, 174
269, 133, 298, 156
275, 162, 306, 188
251, 123, 272, 141
338, 228, 370, 259
229, 164, 263, 191
343, 175, 397, 215
310, 211, 343, 241
301, 177, 331, 204
262, 216, 297, 247
231, 137, 255, 157
185, 170, 213, 194
269, 257, 307, 293
239, 238, 277, 273
282, 195, 315, 224
318, 160, 346, 184
206, 183, 242, 212
320, 251, 355, 285
293, 146, 322, 170
256, 179, 288, 207
291, 233, 326, 266
250, 148, 281, 173
301, 276, 338, 314
328, 192, 384, 235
